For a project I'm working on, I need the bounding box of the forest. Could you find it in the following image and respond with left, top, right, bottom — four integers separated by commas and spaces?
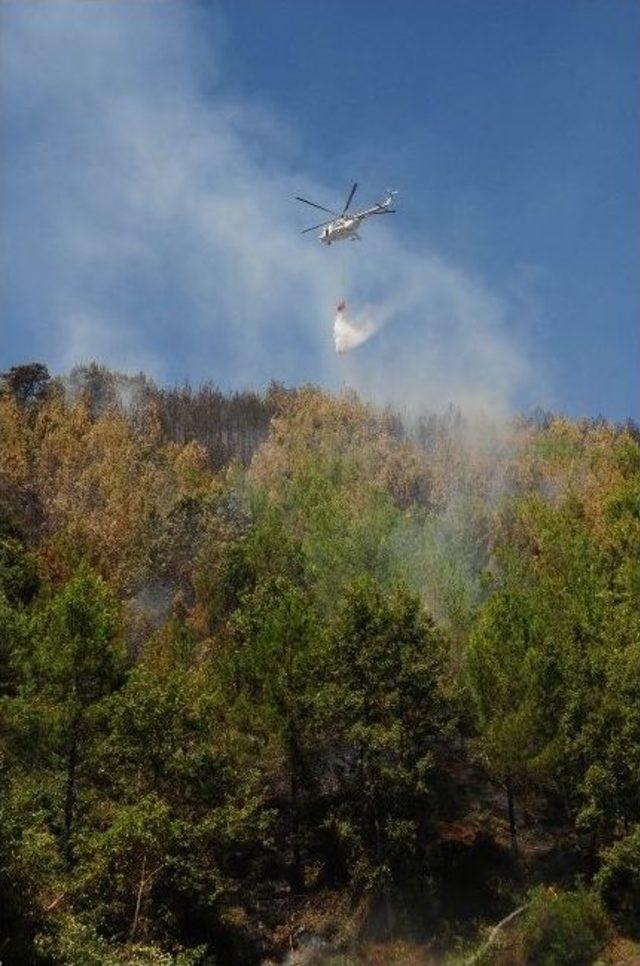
1, 362, 639, 965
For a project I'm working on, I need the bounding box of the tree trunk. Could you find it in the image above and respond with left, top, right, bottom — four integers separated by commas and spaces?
129, 854, 147, 943
63, 723, 80, 867
506, 779, 517, 853
290, 762, 302, 892
288, 727, 303, 893
372, 791, 393, 937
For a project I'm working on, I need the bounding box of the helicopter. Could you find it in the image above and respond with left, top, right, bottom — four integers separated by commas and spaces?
295, 182, 396, 244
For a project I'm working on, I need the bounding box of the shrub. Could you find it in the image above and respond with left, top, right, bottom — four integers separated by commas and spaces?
595, 825, 640, 935
36, 915, 206, 965
518, 886, 608, 966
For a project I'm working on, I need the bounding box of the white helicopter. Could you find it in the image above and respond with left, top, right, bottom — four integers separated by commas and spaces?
295, 182, 397, 244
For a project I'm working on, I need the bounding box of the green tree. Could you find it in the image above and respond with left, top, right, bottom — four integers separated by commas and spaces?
15, 566, 123, 866
321, 577, 451, 923
0, 536, 40, 607
596, 825, 640, 934
194, 500, 306, 634
465, 553, 561, 849
576, 643, 640, 837
0, 362, 50, 408
225, 577, 322, 891
85, 622, 267, 956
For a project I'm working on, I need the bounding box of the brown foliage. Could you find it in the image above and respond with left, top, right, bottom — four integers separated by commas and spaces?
2, 392, 221, 592
249, 386, 433, 509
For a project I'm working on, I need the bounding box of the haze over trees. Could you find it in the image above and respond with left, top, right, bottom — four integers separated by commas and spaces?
1, 362, 639, 964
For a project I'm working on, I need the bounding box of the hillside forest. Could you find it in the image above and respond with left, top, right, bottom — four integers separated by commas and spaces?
1, 362, 639, 965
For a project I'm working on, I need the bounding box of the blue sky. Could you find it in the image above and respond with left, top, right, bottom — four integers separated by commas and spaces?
1, 0, 637, 418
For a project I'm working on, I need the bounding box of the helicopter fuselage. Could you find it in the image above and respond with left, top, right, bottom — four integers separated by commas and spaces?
320, 216, 361, 244
319, 198, 396, 244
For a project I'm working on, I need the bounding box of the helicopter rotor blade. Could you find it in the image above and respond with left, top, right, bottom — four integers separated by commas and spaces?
301, 219, 333, 233
342, 182, 358, 214
295, 197, 337, 215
